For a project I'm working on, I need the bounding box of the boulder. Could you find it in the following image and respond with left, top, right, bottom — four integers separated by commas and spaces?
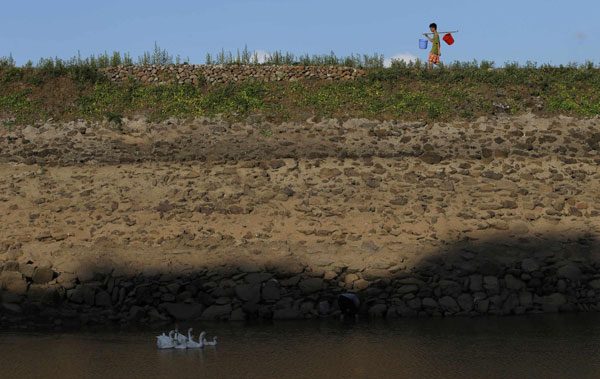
128, 305, 146, 321
18, 264, 36, 279
521, 258, 540, 273
68, 286, 83, 304
148, 308, 169, 322
504, 274, 525, 291
397, 284, 419, 295
519, 291, 533, 308
422, 297, 439, 311
457, 293, 474, 312
0, 271, 28, 295
161, 303, 205, 320
420, 152, 442, 164
32, 267, 54, 284
475, 298, 490, 313
261, 280, 280, 301
361, 269, 389, 281
438, 296, 460, 314
95, 291, 112, 307
27, 284, 56, 304
353, 279, 370, 291
201, 304, 232, 320
2, 261, 19, 272
503, 293, 520, 313
235, 283, 261, 303
344, 274, 359, 285
557, 264, 582, 281
81, 285, 96, 306
245, 273, 273, 284
229, 308, 246, 321
479, 261, 503, 276
361, 240, 380, 253
469, 275, 483, 292
300, 301, 315, 314
299, 278, 323, 294
407, 298, 422, 310
319, 168, 342, 179
483, 276, 500, 295
238, 264, 262, 273
56, 272, 77, 290
368, 303, 387, 317
438, 280, 462, 298
588, 279, 600, 290
166, 283, 180, 294
543, 293, 566, 307
386, 307, 398, 319
396, 301, 418, 317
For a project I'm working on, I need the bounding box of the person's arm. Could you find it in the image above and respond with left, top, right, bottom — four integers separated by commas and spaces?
423, 33, 434, 42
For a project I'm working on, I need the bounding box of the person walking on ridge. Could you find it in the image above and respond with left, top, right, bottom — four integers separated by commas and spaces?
424, 23, 441, 69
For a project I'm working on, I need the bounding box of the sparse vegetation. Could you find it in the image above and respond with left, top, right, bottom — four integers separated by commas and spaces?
0, 53, 16, 69
1, 46, 598, 124
204, 45, 385, 68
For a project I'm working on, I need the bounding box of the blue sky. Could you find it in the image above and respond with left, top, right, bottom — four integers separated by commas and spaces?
1, 0, 598, 66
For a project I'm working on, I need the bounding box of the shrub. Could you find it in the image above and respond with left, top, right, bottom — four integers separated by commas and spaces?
0, 53, 16, 69
105, 111, 123, 127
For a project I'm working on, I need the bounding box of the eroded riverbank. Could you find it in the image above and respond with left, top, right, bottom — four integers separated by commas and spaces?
1, 114, 599, 327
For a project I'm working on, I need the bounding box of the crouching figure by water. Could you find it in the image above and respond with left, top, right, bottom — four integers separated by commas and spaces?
338, 293, 360, 321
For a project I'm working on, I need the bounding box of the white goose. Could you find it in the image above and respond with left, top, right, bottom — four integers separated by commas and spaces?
202, 335, 218, 346
156, 330, 175, 349
173, 328, 188, 345
174, 340, 188, 349
156, 328, 215, 349
186, 329, 206, 349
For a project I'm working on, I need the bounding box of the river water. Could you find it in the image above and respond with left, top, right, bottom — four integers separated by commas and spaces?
1, 313, 599, 379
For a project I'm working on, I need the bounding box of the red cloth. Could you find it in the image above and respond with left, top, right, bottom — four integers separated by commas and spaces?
428, 54, 440, 64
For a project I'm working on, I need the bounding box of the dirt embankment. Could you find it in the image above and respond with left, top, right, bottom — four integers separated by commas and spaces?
2, 113, 599, 165
1, 113, 599, 327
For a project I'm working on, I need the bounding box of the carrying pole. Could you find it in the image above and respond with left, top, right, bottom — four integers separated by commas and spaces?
423, 30, 459, 35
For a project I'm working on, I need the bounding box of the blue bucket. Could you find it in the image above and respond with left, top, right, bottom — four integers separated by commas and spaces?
419, 39, 428, 49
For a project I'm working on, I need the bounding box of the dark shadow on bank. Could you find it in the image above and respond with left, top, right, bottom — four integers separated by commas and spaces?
1, 230, 600, 329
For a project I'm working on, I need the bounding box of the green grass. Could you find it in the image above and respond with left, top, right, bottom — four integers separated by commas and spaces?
205, 45, 385, 68
3, 44, 386, 76
1, 58, 599, 125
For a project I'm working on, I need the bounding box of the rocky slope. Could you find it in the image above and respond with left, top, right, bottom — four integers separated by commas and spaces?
1, 113, 599, 327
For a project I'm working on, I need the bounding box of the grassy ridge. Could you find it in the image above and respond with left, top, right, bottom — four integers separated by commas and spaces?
1, 61, 599, 125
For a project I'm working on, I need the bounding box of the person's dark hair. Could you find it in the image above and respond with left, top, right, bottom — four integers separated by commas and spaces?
429, 23, 437, 30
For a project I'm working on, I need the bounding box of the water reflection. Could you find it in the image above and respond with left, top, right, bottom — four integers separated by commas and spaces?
1, 314, 600, 378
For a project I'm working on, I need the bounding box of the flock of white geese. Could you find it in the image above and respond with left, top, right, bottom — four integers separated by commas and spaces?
156, 328, 217, 349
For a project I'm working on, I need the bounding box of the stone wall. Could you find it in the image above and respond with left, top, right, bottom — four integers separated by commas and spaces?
1, 250, 600, 327
101, 64, 367, 85
1, 113, 599, 329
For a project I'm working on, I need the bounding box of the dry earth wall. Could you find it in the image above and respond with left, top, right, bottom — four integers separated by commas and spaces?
1, 113, 600, 329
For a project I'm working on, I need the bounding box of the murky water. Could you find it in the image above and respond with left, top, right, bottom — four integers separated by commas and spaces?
1, 314, 600, 379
